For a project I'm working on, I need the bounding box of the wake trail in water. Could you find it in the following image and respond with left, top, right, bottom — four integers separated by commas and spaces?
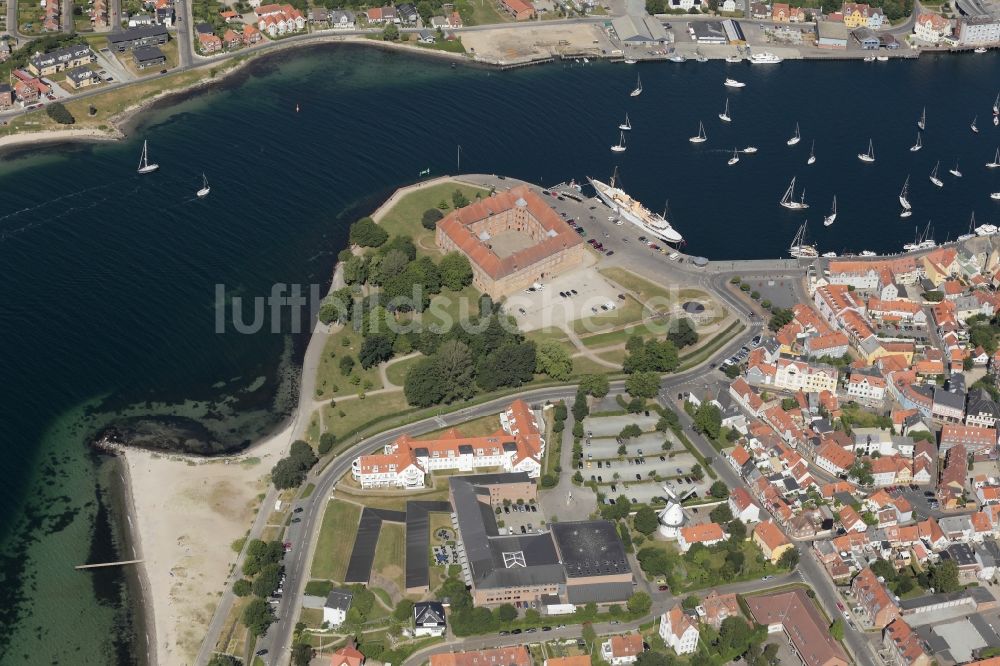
0, 185, 144, 242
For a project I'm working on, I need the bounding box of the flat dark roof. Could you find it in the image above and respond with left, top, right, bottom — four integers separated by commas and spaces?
133, 45, 166, 62
550, 521, 631, 578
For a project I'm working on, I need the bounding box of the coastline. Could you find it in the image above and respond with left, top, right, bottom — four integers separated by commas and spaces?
115, 453, 156, 666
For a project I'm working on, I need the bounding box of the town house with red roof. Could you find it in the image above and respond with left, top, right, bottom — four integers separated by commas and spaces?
852, 567, 900, 628
659, 604, 699, 655
600, 633, 644, 665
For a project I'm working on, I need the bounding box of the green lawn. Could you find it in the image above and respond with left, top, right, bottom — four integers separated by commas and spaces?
372, 523, 406, 592
524, 327, 569, 344
415, 37, 467, 53
578, 326, 641, 349
420, 413, 501, 438
601, 267, 709, 306
572, 295, 645, 335
572, 356, 619, 376
311, 500, 363, 581
323, 391, 411, 440
456, 0, 512, 25
375, 181, 491, 256
315, 329, 385, 399
385, 355, 422, 387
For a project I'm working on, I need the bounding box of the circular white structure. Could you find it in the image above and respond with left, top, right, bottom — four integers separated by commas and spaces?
658, 501, 685, 539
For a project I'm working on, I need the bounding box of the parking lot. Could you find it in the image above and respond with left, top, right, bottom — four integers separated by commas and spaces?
505, 266, 627, 333
496, 500, 543, 536
583, 414, 659, 437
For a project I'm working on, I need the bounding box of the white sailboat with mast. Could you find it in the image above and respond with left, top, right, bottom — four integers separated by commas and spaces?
611, 131, 627, 153
958, 213, 978, 242
196, 173, 210, 198
619, 113, 631, 131
917, 107, 926, 131
727, 148, 740, 166
929, 161, 943, 187
807, 140, 816, 165
630, 74, 642, 97
987, 147, 1000, 169
910, 132, 922, 152
689, 121, 707, 144
899, 176, 913, 217
857, 138, 875, 163
823, 195, 837, 226
779, 177, 809, 210
719, 97, 732, 123
788, 220, 818, 258
971, 115, 979, 133
137, 140, 159, 174
949, 159, 962, 178
787, 122, 801, 146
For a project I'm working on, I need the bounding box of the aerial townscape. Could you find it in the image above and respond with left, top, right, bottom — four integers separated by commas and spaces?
4, 0, 1000, 662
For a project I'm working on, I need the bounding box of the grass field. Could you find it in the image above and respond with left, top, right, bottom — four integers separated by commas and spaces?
375, 181, 490, 254
311, 500, 362, 581
456, 0, 511, 25
315, 329, 384, 399
572, 355, 618, 376
420, 412, 500, 439
385, 355, 421, 386
372, 523, 406, 592
578, 327, 640, 349
571, 295, 646, 335
323, 391, 410, 440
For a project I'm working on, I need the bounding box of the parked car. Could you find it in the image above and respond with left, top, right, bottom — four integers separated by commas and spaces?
657, 585, 669, 591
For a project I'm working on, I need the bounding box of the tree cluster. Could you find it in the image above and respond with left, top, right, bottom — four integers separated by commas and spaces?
623, 335, 679, 374
667, 318, 698, 349
692, 403, 722, 440
46, 102, 75, 125
270, 440, 318, 489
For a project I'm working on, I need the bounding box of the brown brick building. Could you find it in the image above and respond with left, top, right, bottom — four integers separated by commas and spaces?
435, 186, 586, 299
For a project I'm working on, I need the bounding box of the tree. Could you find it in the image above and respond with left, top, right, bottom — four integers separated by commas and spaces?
318, 432, 336, 455
636, 546, 672, 577
343, 255, 368, 284
271, 441, 318, 490
252, 563, 284, 598
46, 101, 75, 125
710, 480, 728, 499
439, 252, 473, 290
572, 389, 589, 421
452, 190, 469, 208
241, 597, 275, 636
382, 22, 399, 39
778, 547, 800, 570
682, 595, 700, 610
243, 539, 285, 576
626, 591, 652, 615
635, 652, 672, 666
633, 506, 659, 535
404, 356, 445, 407
359, 334, 394, 369
436, 339, 476, 403
727, 519, 747, 541
619, 424, 643, 440
829, 618, 844, 641
626, 371, 661, 399
768, 308, 794, 332
693, 403, 722, 439
422, 207, 444, 230
849, 459, 874, 486
710, 503, 734, 524
339, 355, 356, 376
536, 339, 572, 380
781, 397, 798, 411
579, 374, 610, 398
496, 603, 518, 623
930, 559, 960, 593
232, 578, 252, 596
691, 464, 704, 481
656, 410, 679, 432
208, 656, 241, 666
291, 643, 315, 666
349, 217, 388, 247
668, 318, 699, 349
581, 622, 597, 649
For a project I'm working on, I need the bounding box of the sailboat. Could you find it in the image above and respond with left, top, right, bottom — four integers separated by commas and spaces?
929, 161, 943, 187
899, 176, 913, 217
987, 147, 1000, 169
993, 92, 999, 116
630, 74, 642, 97
136, 140, 159, 174
619, 113, 631, 131
904, 221, 936, 252
196, 173, 210, 198
823, 196, 837, 226
910, 132, 922, 152
917, 107, 926, 131
971, 115, 979, 133
689, 121, 707, 144
611, 131, 627, 153
788, 221, 818, 258
807, 140, 816, 165
727, 148, 740, 166
787, 122, 801, 146
958, 213, 978, 242
949, 159, 963, 178
719, 98, 732, 123
779, 177, 809, 210
857, 138, 875, 163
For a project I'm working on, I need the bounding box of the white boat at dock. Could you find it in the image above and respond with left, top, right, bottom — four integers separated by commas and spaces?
588, 169, 683, 244
719, 97, 732, 123
749, 52, 782, 64
929, 161, 943, 187
787, 122, 801, 146
624, 58, 637, 64
977, 222, 999, 235
669, 53, 686, 63
779, 176, 809, 210
724, 78, 746, 88
910, 132, 922, 152
858, 138, 875, 163
958, 214, 978, 241
822, 251, 838, 258
726, 54, 742, 63
864, 55, 876, 62
903, 222, 935, 252
975, 47, 988, 53
789, 221, 818, 258
876, 55, 889, 61
859, 251, 877, 257
689, 121, 707, 143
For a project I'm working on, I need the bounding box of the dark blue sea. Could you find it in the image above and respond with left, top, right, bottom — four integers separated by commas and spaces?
0, 43, 997, 663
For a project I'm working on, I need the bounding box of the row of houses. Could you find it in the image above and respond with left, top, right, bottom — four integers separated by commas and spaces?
913, 10, 1000, 46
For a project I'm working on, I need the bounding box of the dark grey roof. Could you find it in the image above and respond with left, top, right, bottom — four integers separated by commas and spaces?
324, 588, 353, 611
345, 507, 404, 584
109, 24, 169, 43
566, 580, 635, 604
414, 601, 446, 626
405, 500, 452, 590
967, 388, 1000, 418
942, 542, 977, 567
29, 43, 92, 68
897, 586, 993, 610
195, 22, 214, 34
133, 45, 166, 63
550, 521, 631, 578
66, 66, 95, 83
933, 387, 966, 410
946, 373, 966, 394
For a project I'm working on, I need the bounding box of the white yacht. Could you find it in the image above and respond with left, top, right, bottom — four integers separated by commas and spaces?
787, 122, 801, 146
929, 161, 943, 187
917, 107, 926, 131
949, 159, 962, 178
903, 222, 936, 252
611, 131, 627, 153
726, 54, 743, 63
899, 175, 912, 211
858, 138, 875, 163
992, 193, 1000, 201
743, 146, 758, 154
958, 214, 978, 242
630, 74, 642, 97
724, 78, 746, 88
822, 251, 838, 258
971, 115, 979, 133
619, 113, 631, 131
196, 173, 210, 198
986, 147, 999, 169
669, 53, 686, 63
823, 195, 837, 227
779, 177, 809, 210
727, 148, 740, 166
137, 140, 159, 174
789, 221, 818, 258
689, 121, 707, 144
910, 132, 922, 152
749, 52, 782, 64
977, 222, 999, 235
860, 251, 877, 257
975, 47, 988, 53
807, 140, 816, 165
588, 170, 684, 244
719, 98, 732, 123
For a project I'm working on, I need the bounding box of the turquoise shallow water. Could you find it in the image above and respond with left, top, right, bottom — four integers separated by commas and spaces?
0, 43, 998, 663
